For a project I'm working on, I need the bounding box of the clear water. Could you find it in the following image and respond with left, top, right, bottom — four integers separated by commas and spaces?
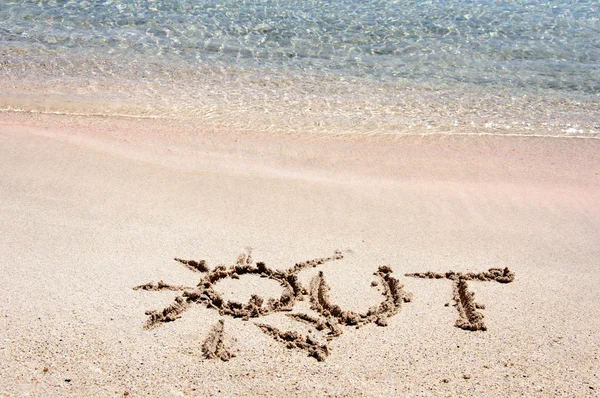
1, 0, 599, 136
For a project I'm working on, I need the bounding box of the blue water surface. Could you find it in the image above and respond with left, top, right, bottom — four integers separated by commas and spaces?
1, 0, 599, 93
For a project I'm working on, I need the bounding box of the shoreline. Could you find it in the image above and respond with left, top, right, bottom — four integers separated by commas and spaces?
3, 108, 600, 141
1, 112, 599, 396
2, 63, 599, 139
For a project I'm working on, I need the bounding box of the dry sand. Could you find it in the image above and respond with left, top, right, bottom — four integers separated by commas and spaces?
1, 112, 599, 397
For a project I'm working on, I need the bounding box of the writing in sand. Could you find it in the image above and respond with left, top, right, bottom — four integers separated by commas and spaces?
134, 250, 515, 361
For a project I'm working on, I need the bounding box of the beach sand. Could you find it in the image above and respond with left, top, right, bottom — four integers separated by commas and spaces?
1, 112, 599, 397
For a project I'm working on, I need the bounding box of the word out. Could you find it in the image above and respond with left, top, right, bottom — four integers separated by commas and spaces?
134, 250, 514, 361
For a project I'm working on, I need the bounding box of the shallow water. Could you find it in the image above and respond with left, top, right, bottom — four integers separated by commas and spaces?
1, 0, 599, 136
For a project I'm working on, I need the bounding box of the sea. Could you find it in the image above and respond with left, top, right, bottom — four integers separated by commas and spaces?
1, 0, 599, 137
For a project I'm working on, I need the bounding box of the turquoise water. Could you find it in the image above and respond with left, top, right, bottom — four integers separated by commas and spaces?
1, 0, 599, 135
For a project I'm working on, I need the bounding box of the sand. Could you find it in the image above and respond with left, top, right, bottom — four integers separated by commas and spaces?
1, 112, 599, 397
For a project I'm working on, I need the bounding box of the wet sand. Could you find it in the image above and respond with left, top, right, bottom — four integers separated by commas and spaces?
1, 112, 599, 396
